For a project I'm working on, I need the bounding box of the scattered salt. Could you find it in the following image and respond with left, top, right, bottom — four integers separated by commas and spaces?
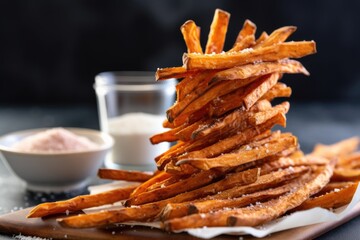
13, 234, 50, 240
12, 128, 99, 153
244, 145, 252, 151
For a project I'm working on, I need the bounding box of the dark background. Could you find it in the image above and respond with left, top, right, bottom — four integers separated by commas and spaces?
0, 0, 359, 105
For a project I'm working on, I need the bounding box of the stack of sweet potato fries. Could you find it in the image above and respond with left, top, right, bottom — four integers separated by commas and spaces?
28, 9, 360, 232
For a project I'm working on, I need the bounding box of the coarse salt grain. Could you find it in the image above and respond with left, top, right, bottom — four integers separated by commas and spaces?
12, 128, 99, 153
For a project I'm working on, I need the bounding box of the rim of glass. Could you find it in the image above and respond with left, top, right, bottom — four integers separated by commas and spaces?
95, 71, 176, 87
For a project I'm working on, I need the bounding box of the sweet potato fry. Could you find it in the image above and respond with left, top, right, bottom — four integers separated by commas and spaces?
295, 181, 358, 211
162, 179, 293, 220
312, 137, 360, 158
27, 185, 137, 218
242, 73, 279, 110
145, 174, 189, 192
181, 20, 203, 53
191, 108, 249, 141
174, 76, 259, 124
331, 168, 360, 182
176, 113, 286, 161
177, 133, 297, 170
233, 19, 257, 47
97, 169, 153, 182
155, 66, 197, 81
165, 162, 333, 231
248, 101, 289, 126
130, 171, 171, 198
183, 41, 316, 70
259, 154, 328, 175
260, 82, 292, 101
150, 124, 184, 144
163, 170, 314, 220
337, 152, 360, 168
125, 169, 223, 206
226, 162, 334, 226
59, 168, 259, 228
210, 73, 280, 117
191, 101, 277, 142
167, 70, 217, 122
229, 35, 255, 52
166, 167, 259, 200
156, 143, 193, 170
58, 202, 166, 228
314, 182, 353, 197
205, 9, 230, 54
255, 26, 297, 48
155, 141, 187, 163
204, 166, 309, 203
255, 31, 268, 45
210, 59, 309, 84
175, 118, 214, 142
161, 168, 261, 220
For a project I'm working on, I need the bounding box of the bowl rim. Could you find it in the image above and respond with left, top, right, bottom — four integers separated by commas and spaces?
0, 127, 114, 156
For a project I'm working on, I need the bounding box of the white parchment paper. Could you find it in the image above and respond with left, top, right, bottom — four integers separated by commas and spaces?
85, 181, 360, 239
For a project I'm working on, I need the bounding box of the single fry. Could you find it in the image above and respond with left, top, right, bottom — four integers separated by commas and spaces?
259, 154, 328, 175
260, 82, 292, 101
155, 66, 196, 81
337, 152, 360, 168
232, 19, 256, 48
248, 101, 289, 126
27, 185, 137, 218
59, 202, 167, 228
242, 73, 279, 110
314, 182, 353, 197
312, 137, 360, 158
183, 41, 316, 70
181, 20, 203, 53
255, 26, 297, 48
205, 9, 230, 54
255, 31, 269, 45
210, 59, 309, 83
331, 168, 360, 182
150, 125, 183, 144
295, 182, 359, 211
97, 169, 153, 182
229, 35, 255, 52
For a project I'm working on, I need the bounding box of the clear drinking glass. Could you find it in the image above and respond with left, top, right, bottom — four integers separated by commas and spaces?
94, 71, 176, 171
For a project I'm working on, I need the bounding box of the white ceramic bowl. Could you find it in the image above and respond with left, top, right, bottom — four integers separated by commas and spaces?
0, 128, 113, 192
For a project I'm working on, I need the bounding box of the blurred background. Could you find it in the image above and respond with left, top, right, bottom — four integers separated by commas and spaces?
0, 0, 359, 151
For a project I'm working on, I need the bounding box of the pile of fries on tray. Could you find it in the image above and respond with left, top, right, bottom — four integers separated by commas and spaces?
28, 9, 360, 232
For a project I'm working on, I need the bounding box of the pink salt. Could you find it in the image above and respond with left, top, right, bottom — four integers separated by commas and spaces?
12, 128, 98, 153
